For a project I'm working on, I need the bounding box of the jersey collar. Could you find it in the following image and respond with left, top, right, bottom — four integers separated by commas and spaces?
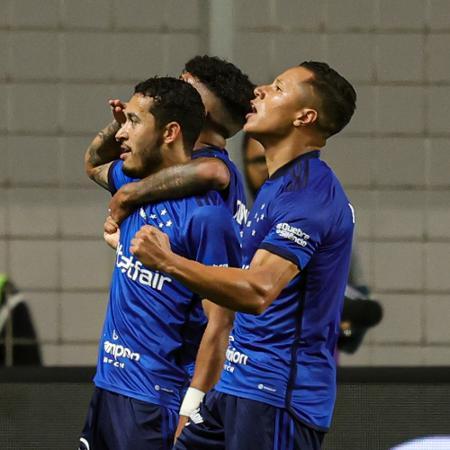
269, 150, 320, 180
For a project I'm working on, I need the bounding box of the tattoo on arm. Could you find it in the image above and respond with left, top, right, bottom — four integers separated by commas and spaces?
90, 162, 114, 190
86, 121, 121, 167
85, 120, 121, 189
118, 158, 229, 206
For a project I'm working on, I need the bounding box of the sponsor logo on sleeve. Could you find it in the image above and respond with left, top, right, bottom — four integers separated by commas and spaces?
275, 223, 310, 247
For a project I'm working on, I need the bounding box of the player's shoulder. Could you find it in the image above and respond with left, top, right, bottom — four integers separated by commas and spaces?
192, 146, 237, 170
193, 145, 229, 159
189, 203, 234, 226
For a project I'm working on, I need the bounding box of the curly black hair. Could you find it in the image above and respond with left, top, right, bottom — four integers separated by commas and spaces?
299, 61, 357, 138
184, 55, 255, 130
134, 76, 205, 150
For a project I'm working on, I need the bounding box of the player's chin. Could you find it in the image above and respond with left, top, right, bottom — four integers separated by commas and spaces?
122, 160, 142, 178
243, 117, 259, 133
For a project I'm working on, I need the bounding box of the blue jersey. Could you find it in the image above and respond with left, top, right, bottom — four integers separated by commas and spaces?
216, 151, 355, 431
94, 160, 241, 411
192, 146, 248, 229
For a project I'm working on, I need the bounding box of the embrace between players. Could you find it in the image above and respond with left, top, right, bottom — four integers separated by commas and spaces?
79, 55, 357, 450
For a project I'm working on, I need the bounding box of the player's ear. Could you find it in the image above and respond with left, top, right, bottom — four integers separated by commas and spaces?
293, 108, 318, 128
163, 122, 181, 144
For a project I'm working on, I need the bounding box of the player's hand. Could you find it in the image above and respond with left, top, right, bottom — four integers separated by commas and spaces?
174, 415, 189, 441
130, 225, 173, 271
109, 184, 136, 225
103, 215, 120, 250
109, 99, 126, 124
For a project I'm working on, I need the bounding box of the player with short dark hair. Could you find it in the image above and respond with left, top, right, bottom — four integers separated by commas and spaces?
298, 61, 356, 138
130, 62, 357, 450
79, 76, 241, 450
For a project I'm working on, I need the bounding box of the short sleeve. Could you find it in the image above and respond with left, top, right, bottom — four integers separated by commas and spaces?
186, 205, 241, 268
108, 160, 137, 194
260, 193, 324, 270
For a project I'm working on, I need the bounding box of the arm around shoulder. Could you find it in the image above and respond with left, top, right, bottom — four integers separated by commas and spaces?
193, 157, 230, 191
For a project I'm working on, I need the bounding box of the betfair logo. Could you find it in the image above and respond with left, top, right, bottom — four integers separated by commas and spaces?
116, 243, 172, 291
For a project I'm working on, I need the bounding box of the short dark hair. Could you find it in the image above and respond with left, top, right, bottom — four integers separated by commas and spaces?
134, 76, 205, 151
299, 61, 357, 138
184, 55, 255, 132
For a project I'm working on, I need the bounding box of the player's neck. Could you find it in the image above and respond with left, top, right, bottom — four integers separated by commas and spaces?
263, 132, 325, 177
159, 142, 190, 171
194, 129, 226, 150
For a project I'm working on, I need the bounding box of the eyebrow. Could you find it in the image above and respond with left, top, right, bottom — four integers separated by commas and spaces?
126, 112, 140, 121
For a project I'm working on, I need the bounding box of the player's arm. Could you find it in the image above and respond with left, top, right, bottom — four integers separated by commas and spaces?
190, 300, 234, 391
109, 157, 230, 224
131, 226, 299, 315
84, 100, 126, 190
176, 300, 234, 437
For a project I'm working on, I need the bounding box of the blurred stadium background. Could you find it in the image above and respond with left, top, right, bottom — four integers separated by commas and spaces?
0, 0, 449, 448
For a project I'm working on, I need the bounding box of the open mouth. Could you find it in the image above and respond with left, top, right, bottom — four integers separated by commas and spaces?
120, 145, 132, 160
246, 103, 258, 119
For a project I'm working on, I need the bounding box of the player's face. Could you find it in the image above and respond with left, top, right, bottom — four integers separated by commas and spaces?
244, 66, 315, 136
115, 94, 163, 178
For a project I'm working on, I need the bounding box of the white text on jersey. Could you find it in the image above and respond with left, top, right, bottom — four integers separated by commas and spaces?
116, 243, 172, 291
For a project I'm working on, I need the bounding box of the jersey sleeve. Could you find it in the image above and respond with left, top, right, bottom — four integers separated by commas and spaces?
186, 205, 242, 269
107, 160, 137, 194
260, 192, 325, 270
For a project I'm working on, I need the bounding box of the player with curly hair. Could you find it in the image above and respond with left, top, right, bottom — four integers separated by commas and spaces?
81, 57, 255, 448
80, 76, 242, 450
107, 55, 255, 230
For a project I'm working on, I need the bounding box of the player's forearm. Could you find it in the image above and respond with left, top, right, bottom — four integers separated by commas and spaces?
163, 255, 271, 314
114, 158, 227, 207
189, 321, 232, 392
84, 120, 121, 177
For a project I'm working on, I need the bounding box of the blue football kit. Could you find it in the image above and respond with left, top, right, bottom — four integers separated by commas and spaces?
176, 150, 355, 450
192, 146, 248, 229
80, 155, 243, 450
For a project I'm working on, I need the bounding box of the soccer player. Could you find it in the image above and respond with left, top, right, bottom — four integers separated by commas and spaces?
100, 55, 253, 437
106, 55, 254, 229
79, 77, 241, 450
130, 62, 357, 450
